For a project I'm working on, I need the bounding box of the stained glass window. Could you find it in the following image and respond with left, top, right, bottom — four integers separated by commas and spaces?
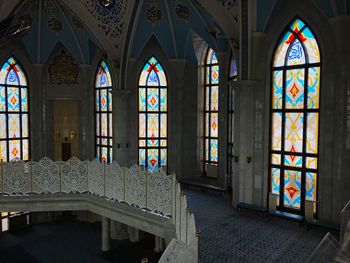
95, 61, 113, 163
270, 18, 320, 214
138, 57, 167, 172
204, 48, 219, 171
0, 57, 29, 162
228, 53, 237, 179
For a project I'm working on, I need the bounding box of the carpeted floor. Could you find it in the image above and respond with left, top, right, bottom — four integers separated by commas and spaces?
184, 187, 336, 263
0, 188, 337, 263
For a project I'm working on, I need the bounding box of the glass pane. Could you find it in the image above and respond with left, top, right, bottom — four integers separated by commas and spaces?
95, 90, 100, 111
210, 50, 218, 64
271, 154, 281, 165
307, 67, 320, 109
16, 62, 27, 86
306, 157, 317, 169
22, 139, 29, 161
206, 67, 210, 84
139, 88, 146, 111
147, 139, 159, 147
272, 71, 283, 109
156, 62, 167, 86
139, 113, 146, 138
96, 113, 100, 136
284, 170, 301, 209
7, 87, 20, 112
273, 31, 292, 67
160, 88, 167, 111
147, 114, 159, 138
205, 139, 209, 161
109, 114, 112, 137
307, 113, 319, 154
289, 19, 305, 32
139, 63, 149, 86
101, 113, 108, 137
147, 88, 159, 111
286, 38, 305, 66
108, 89, 112, 111
22, 114, 29, 137
210, 113, 218, 137
285, 112, 303, 153
8, 114, 20, 139
101, 147, 107, 162
205, 113, 209, 137
160, 114, 167, 138
9, 140, 21, 160
109, 148, 113, 163
0, 86, 5, 111
302, 27, 320, 63
286, 69, 305, 109
306, 172, 317, 201
284, 155, 302, 168
139, 139, 146, 147
271, 168, 280, 195
0, 114, 6, 138
147, 70, 159, 86
211, 86, 219, 111
205, 86, 210, 111
229, 57, 237, 78
160, 149, 167, 166
7, 68, 19, 85
210, 139, 218, 162
148, 149, 158, 172
211, 65, 219, 84
139, 149, 146, 166
21, 88, 28, 112
160, 139, 167, 147
271, 113, 282, 151
100, 89, 107, 111
0, 141, 6, 162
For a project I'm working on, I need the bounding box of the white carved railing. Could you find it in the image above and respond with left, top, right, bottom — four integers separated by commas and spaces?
0, 157, 199, 261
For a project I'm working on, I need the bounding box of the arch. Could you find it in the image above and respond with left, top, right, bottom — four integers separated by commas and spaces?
138, 56, 168, 172
95, 60, 113, 163
269, 18, 321, 214
0, 56, 30, 161
203, 48, 219, 173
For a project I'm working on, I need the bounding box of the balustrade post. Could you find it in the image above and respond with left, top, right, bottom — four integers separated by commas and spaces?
196, 230, 201, 261
123, 167, 126, 202
186, 207, 190, 245
103, 160, 106, 197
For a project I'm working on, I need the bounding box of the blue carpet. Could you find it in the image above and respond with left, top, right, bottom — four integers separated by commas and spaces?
184, 188, 334, 263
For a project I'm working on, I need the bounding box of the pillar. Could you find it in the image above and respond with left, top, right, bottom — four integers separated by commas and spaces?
101, 216, 110, 251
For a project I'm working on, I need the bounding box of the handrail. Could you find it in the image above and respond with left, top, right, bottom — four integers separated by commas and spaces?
0, 157, 199, 262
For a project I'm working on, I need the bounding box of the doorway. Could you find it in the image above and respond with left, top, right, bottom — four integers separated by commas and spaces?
53, 100, 79, 161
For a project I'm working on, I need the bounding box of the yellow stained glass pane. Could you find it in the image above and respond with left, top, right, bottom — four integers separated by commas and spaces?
306, 157, 318, 169
139, 113, 146, 138
306, 172, 317, 201
272, 71, 282, 109
271, 154, 281, 165
271, 113, 282, 150
284, 112, 303, 153
307, 113, 319, 154
307, 67, 320, 109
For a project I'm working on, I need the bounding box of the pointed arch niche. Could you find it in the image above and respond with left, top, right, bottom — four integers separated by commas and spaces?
270, 18, 321, 215
138, 56, 168, 172
95, 60, 113, 163
0, 56, 30, 162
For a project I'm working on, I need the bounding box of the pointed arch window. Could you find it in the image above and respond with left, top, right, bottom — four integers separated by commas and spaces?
95, 61, 113, 163
138, 57, 167, 172
270, 18, 321, 214
204, 48, 219, 170
0, 57, 29, 162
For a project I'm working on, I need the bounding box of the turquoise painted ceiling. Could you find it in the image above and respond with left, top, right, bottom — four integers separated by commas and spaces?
12, 0, 100, 65
131, 0, 229, 59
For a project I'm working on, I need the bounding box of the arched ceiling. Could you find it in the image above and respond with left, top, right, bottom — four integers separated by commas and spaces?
0, 0, 240, 63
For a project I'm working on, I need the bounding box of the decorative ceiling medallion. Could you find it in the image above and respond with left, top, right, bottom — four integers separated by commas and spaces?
103, 0, 113, 7
48, 50, 78, 84
146, 6, 162, 24
48, 18, 63, 32
175, 3, 190, 21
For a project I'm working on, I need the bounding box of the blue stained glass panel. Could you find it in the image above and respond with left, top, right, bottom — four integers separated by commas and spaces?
161, 149, 167, 166
139, 149, 146, 166
148, 149, 159, 172
7, 69, 19, 85
147, 70, 159, 86
21, 88, 28, 112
